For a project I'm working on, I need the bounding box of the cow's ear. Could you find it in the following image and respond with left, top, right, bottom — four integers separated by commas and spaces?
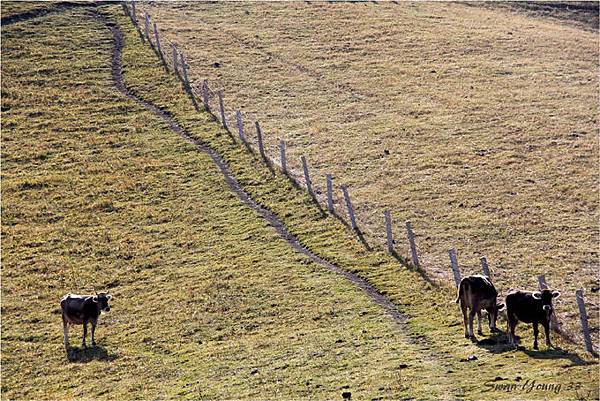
92, 296, 98, 303
532, 292, 542, 300
106, 294, 112, 300
497, 303, 505, 311
552, 291, 561, 299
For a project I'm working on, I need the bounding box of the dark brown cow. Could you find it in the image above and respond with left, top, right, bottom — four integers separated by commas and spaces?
506, 289, 560, 349
60, 292, 112, 352
455, 275, 504, 339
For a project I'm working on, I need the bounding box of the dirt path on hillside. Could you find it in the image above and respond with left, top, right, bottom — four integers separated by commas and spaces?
100, 16, 462, 394
101, 12, 412, 328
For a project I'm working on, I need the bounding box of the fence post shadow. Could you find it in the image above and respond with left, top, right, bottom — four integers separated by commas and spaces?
325, 210, 371, 251
390, 249, 438, 287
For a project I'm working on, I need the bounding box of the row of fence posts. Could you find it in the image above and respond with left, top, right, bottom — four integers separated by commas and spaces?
124, 2, 595, 356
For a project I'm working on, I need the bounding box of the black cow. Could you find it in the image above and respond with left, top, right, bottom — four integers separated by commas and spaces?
506, 289, 560, 349
455, 275, 504, 339
60, 292, 112, 352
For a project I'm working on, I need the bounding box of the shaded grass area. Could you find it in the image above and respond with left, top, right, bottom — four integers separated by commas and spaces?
1, 6, 453, 400
136, 1, 599, 345
115, 4, 599, 401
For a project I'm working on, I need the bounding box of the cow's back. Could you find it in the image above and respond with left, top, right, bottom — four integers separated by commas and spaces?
458, 275, 497, 308
61, 294, 96, 324
506, 290, 543, 323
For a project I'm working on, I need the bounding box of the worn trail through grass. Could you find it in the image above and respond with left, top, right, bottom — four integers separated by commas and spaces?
2, 3, 598, 400
102, 12, 411, 331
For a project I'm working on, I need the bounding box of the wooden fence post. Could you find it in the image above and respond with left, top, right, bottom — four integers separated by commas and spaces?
131, 2, 138, 26
236, 111, 245, 143
181, 53, 191, 88
218, 91, 228, 130
480, 256, 491, 279
255, 122, 267, 161
575, 289, 594, 354
144, 13, 150, 43
384, 210, 393, 254
448, 248, 461, 287
153, 22, 162, 58
279, 140, 287, 174
538, 275, 548, 290
171, 44, 179, 76
405, 221, 420, 270
341, 185, 358, 231
326, 174, 334, 213
300, 156, 314, 197
538, 275, 560, 330
202, 80, 210, 112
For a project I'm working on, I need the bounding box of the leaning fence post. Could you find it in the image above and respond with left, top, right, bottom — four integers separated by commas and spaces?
218, 91, 228, 130
153, 22, 162, 58
448, 248, 461, 287
171, 44, 179, 76
480, 256, 491, 279
300, 156, 314, 197
575, 289, 594, 354
236, 111, 245, 143
255, 122, 267, 161
406, 221, 420, 270
122, 2, 130, 17
279, 140, 287, 174
131, 2, 138, 26
384, 210, 393, 254
181, 52, 190, 88
538, 274, 560, 330
326, 174, 334, 213
538, 275, 548, 290
144, 12, 150, 43
341, 185, 358, 231
202, 80, 210, 112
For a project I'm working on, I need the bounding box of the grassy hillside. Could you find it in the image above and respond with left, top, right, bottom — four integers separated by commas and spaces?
135, 1, 599, 342
0, 5, 446, 400
1, 3, 598, 400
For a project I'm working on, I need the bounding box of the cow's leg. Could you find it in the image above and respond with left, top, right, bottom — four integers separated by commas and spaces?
477, 310, 483, 335
62, 315, 70, 352
82, 322, 87, 348
460, 302, 469, 338
91, 319, 97, 347
543, 320, 552, 348
507, 312, 517, 346
468, 307, 477, 339
532, 322, 539, 350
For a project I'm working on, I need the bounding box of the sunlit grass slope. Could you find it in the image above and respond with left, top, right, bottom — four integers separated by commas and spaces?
137, 1, 599, 342
1, 5, 448, 400
1, 3, 598, 400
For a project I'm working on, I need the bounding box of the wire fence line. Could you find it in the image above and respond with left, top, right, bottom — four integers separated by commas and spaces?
122, 3, 597, 356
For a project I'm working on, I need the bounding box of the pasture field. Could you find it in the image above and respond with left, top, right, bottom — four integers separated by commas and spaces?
136, 1, 599, 344
0, 4, 441, 400
1, 2, 598, 400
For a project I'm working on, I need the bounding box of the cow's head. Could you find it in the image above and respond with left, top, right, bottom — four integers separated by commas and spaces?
93, 292, 112, 313
486, 300, 505, 331
532, 289, 560, 318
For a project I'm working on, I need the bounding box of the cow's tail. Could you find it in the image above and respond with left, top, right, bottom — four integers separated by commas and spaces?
455, 279, 466, 303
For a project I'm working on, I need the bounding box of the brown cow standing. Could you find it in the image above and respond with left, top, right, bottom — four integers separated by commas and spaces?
506, 289, 560, 349
60, 292, 112, 352
455, 275, 504, 339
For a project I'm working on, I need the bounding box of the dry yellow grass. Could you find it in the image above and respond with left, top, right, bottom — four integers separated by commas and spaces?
137, 1, 599, 346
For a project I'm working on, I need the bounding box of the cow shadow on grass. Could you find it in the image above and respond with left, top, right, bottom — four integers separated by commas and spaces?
522, 348, 597, 367
67, 345, 117, 363
473, 332, 597, 367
